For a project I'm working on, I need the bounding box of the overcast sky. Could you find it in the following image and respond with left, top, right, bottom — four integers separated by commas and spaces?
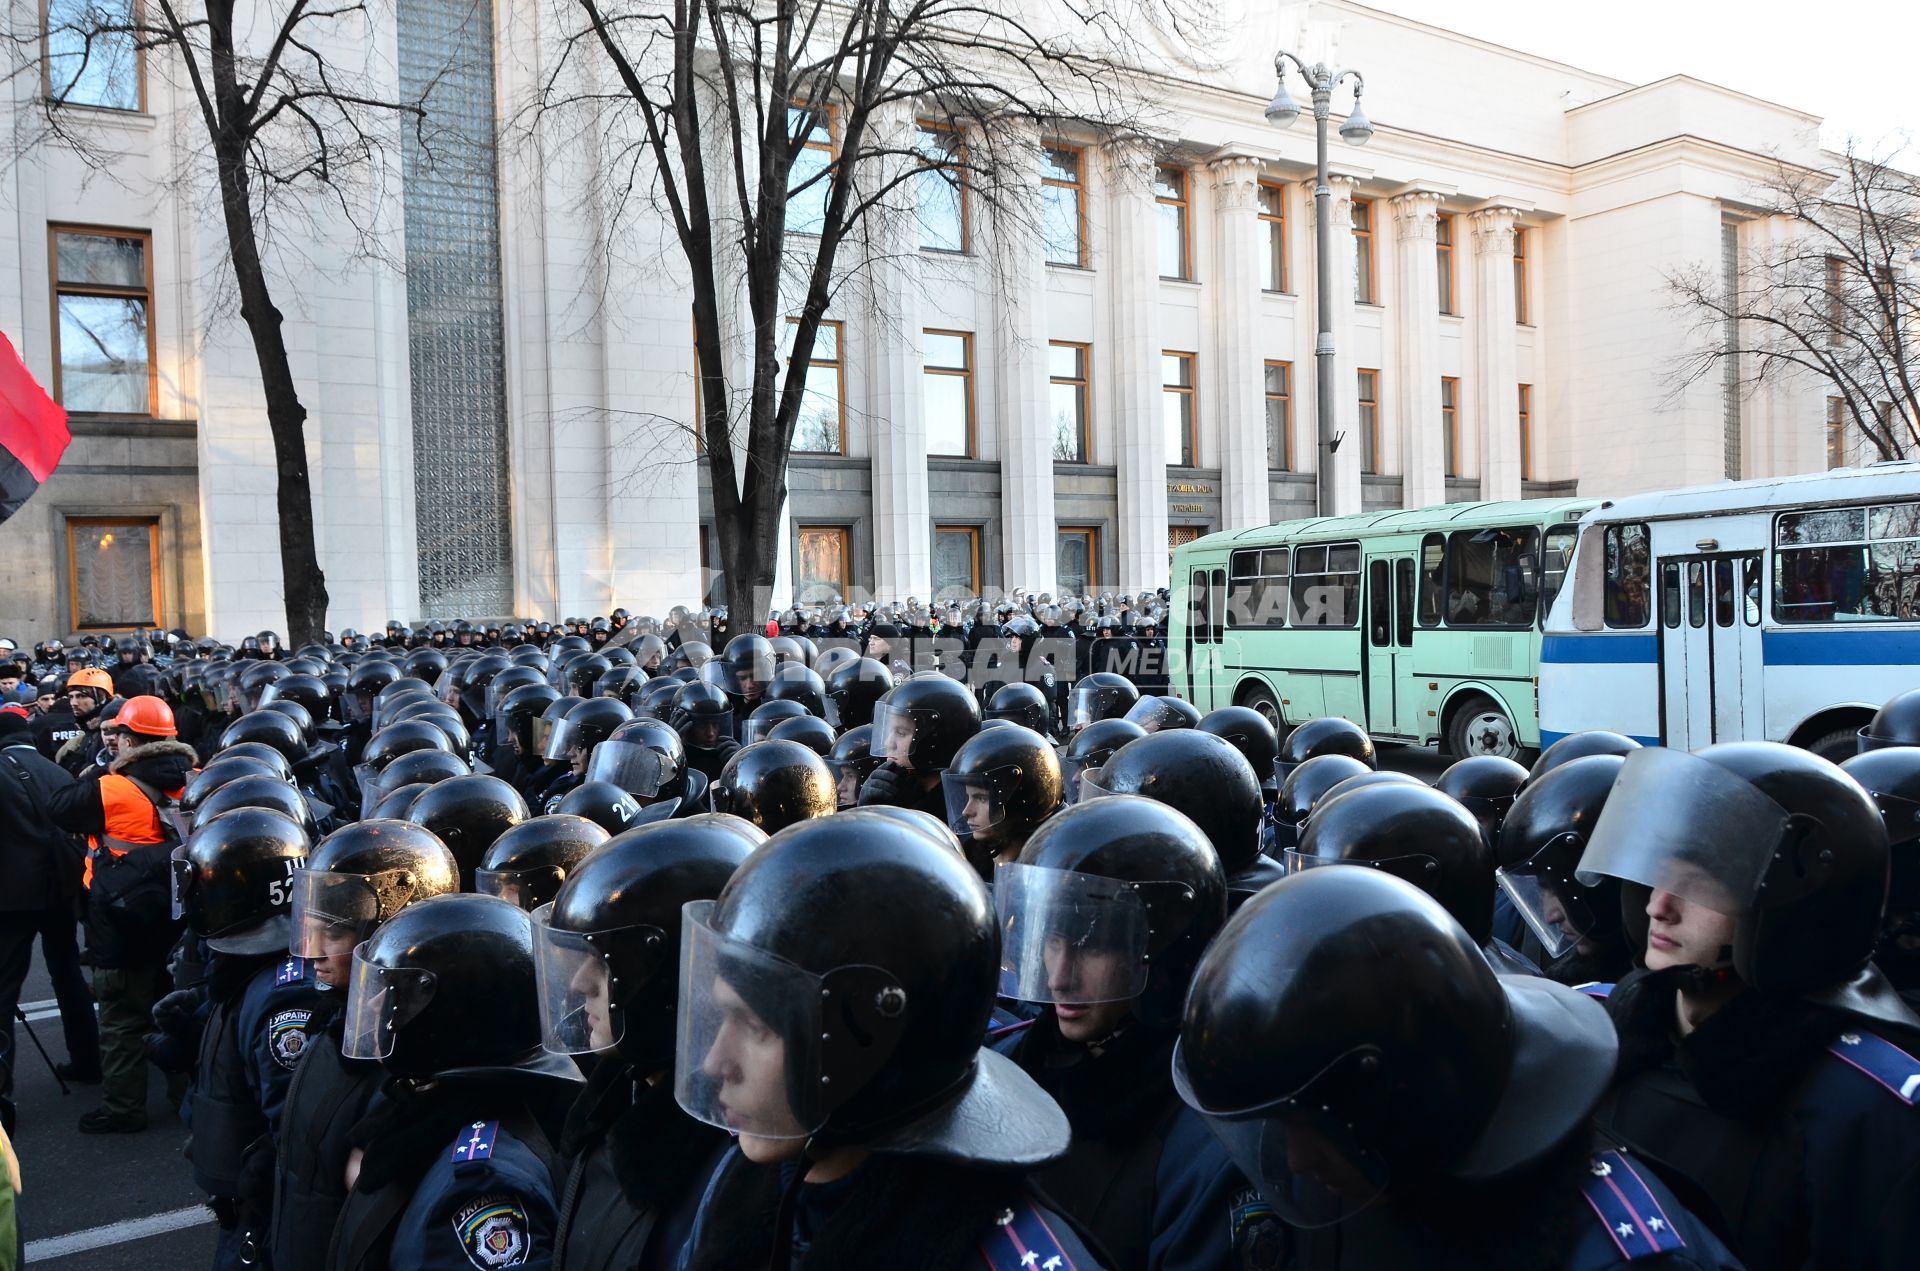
1358, 0, 1918, 153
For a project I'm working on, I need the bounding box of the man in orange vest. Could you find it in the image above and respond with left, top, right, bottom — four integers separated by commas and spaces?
47, 694, 197, 1134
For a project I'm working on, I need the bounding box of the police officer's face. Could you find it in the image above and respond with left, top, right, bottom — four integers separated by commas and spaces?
1043, 939, 1134, 1042
962, 786, 997, 838
688, 717, 723, 749
702, 976, 807, 1158
569, 959, 615, 1052
1643, 888, 1739, 973
313, 925, 359, 988
836, 768, 860, 809
568, 744, 590, 778
883, 714, 915, 766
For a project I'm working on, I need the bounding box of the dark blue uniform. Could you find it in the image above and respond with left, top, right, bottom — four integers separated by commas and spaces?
265, 1000, 386, 1271
388, 1121, 560, 1271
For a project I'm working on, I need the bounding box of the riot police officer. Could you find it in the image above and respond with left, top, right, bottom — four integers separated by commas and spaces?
826, 724, 881, 810
858, 672, 981, 818
823, 656, 891, 731
670, 680, 740, 783
1434, 754, 1529, 851
475, 815, 612, 912
708, 739, 837, 835
1841, 745, 1920, 989
671, 810, 1105, 1269
940, 725, 1063, 881
1269, 752, 1371, 855
1272, 715, 1375, 788
403, 773, 532, 889
1493, 754, 1632, 987
1064, 671, 1138, 734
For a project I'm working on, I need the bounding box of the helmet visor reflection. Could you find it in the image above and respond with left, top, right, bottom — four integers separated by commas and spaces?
532, 903, 627, 1056
993, 863, 1150, 1005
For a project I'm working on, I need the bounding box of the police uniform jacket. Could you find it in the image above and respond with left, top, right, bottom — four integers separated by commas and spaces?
1596, 967, 1920, 1271
188, 953, 322, 1199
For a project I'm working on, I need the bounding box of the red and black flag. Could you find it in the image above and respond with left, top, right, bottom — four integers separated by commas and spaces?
0, 330, 71, 525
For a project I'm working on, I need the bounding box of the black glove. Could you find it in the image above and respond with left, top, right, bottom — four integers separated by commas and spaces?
857, 762, 911, 808
152, 985, 207, 1039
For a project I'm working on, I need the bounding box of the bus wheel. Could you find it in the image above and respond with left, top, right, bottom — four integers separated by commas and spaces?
1239, 684, 1283, 733
1448, 696, 1521, 761
1804, 726, 1862, 764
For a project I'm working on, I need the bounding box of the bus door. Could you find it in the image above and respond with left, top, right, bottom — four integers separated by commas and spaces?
1185, 565, 1225, 711
1658, 549, 1764, 747
1364, 556, 1421, 739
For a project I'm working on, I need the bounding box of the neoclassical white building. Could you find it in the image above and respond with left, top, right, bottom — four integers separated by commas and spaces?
0, 0, 1839, 638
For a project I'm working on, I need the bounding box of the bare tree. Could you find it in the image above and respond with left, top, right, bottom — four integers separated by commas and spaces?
1668, 141, 1920, 462
534, 0, 1199, 622
9, 1, 434, 643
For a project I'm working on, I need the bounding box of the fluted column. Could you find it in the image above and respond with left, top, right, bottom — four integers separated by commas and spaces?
1106, 138, 1168, 590
1391, 190, 1447, 508
1471, 206, 1523, 501
1311, 174, 1363, 514
863, 103, 933, 599
994, 123, 1057, 593
1209, 154, 1269, 530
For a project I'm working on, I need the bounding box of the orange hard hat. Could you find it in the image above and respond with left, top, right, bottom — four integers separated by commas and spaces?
116, 695, 177, 738
67, 668, 115, 695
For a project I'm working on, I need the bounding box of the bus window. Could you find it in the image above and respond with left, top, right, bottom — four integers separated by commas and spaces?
1263, 550, 1292, 626
1714, 559, 1735, 627
1742, 557, 1762, 626
1774, 499, 1920, 623
1189, 570, 1211, 643
1444, 526, 1539, 627
1661, 562, 1680, 628
1228, 548, 1289, 628
1418, 534, 1444, 627
1687, 562, 1706, 628
1292, 543, 1360, 627
1537, 525, 1577, 624
1396, 559, 1416, 646
1604, 523, 1651, 628
1368, 561, 1391, 646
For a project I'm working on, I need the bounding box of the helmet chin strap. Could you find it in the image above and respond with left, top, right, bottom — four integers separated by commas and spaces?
1673, 945, 1740, 995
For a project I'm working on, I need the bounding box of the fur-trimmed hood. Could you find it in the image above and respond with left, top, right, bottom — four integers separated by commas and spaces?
110, 738, 200, 788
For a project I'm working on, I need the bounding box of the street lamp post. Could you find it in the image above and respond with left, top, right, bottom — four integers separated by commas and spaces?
1266, 52, 1371, 518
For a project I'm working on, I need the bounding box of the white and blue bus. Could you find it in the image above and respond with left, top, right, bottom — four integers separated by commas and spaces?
1539, 463, 1920, 760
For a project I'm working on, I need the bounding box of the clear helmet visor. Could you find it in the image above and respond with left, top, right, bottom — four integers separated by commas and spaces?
1496, 865, 1600, 960
341, 944, 437, 1061
1575, 746, 1791, 913
1059, 754, 1110, 806
993, 862, 1151, 1005
290, 870, 382, 959
543, 715, 593, 763
476, 866, 567, 912
530, 714, 562, 756
674, 900, 827, 1140
584, 739, 670, 798
532, 903, 627, 1056
1282, 849, 1439, 886
826, 758, 868, 809
942, 771, 1006, 840
678, 709, 734, 749
869, 702, 927, 767
168, 847, 193, 922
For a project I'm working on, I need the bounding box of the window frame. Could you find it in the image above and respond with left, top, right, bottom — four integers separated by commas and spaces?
933, 525, 981, 595
1357, 368, 1381, 475
1257, 179, 1290, 293
1041, 143, 1088, 269
1441, 376, 1460, 478
66, 514, 162, 631
1049, 340, 1091, 463
923, 328, 976, 458
1441, 524, 1544, 630
1772, 500, 1920, 625
786, 100, 839, 237
48, 222, 158, 416
1163, 350, 1198, 467
1518, 383, 1534, 481
1058, 526, 1100, 592
42, 0, 147, 113
1227, 546, 1291, 629
1154, 163, 1193, 281
1435, 212, 1457, 315
1289, 540, 1362, 629
1352, 197, 1377, 304
794, 524, 852, 601
1827, 396, 1848, 468
1513, 226, 1532, 325
1264, 359, 1292, 471
915, 120, 969, 254
784, 316, 847, 455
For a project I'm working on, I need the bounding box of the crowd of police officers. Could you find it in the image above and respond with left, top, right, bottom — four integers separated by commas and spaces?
1, 594, 1919, 1271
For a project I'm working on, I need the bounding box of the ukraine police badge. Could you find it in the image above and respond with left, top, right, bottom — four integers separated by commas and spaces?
267, 1009, 312, 1071
455, 1196, 530, 1269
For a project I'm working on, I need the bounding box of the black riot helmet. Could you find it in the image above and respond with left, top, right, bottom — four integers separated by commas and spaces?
1293, 781, 1496, 944
555, 781, 645, 834
192, 774, 321, 840
1435, 755, 1530, 850
531, 696, 586, 759
1842, 747, 1920, 988
368, 750, 470, 813
1271, 754, 1372, 853
216, 742, 298, 780
824, 657, 892, 730
483, 664, 545, 718
763, 665, 827, 720
670, 680, 733, 748
741, 698, 810, 746
371, 783, 432, 820
1059, 718, 1147, 804
455, 651, 512, 721
767, 714, 835, 757
218, 710, 307, 764
940, 725, 1063, 863
401, 646, 449, 684
722, 633, 777, 704
1275, 716, 1376, 786
342, 894, 569, 1080
1197, 706, 1281, 796
476, 815, 611, 911
543, 697, 633, 765
404, 774, 530, 888
1528, 729, 1642, 784
586, 718, 688, 803
535, 815, 762, 1065
1066, 672, 1140, 732
289, 821, 458, 971
634, 676, 682, 722
999, 795, 1227, 1028
768, 635, 806, 666
567, 654, 614, 699
259, 673, 333, 725
1123, 694, 1202, 734
673, 809, 1068, 1165
710, 740, 837, 834
358, 718, 455, 774
1493, 755, 1629, 986
260, 698, 316, 746
1084, 730, 1263, 875
171, 807, 309, 944
497, 683, 561, 755
1577, 742, 1897, 1009
985, 682, 1051, 735
1860, 688, 1920, 752
181, 756, 288, 813
1173, 868, 1617, 1227
827, 724, 883, 810
871, 672, 981, 773
237, 661, 292, 713
594, 666, 647, 706
371, 677, 437, 731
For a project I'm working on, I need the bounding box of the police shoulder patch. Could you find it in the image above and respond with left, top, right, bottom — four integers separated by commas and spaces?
267, 1008, 314, 1070
1579, 1150, 1687, 1261
452, 1193, 531, 1269
276, 957, 311, 986
1826, 1029, 1920, 1106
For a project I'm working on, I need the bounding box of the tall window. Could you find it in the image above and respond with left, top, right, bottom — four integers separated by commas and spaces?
1825, 256, 1846, 348
1041, 145, 1086, 267
1352, 198, 1376, 303
1155, 165, 1191, 280
1264, 361, 1292, 470
1513, 227, 1531, 324
1163, 352, 1197, 466
1518, 383, 1535, 480
784, 318, 845, 454
1827, 397, 1848, 468
923, 329, 975, 457
1058, 527, 1098, 594
51, 226, 154, 414
67, 516, 160, 630
795, 526, 851, 602
1259, 181, 1289, 292
46, 0, 140, 111
1436, 213, 1456, 314
1049, 342, 1090, 462
1357, 369, 1380, 474
787, 104, 836, 235
917, 124, 967, 253
933, 527, 981, 598
1441, 377, 1460, 477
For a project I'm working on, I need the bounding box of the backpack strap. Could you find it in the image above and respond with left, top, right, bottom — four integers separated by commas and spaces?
1826, 1029, 1920, 1106
1579, 1149, 1688, 1261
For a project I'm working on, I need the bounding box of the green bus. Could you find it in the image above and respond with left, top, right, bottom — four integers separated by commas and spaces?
1169, 498, 1598, 759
